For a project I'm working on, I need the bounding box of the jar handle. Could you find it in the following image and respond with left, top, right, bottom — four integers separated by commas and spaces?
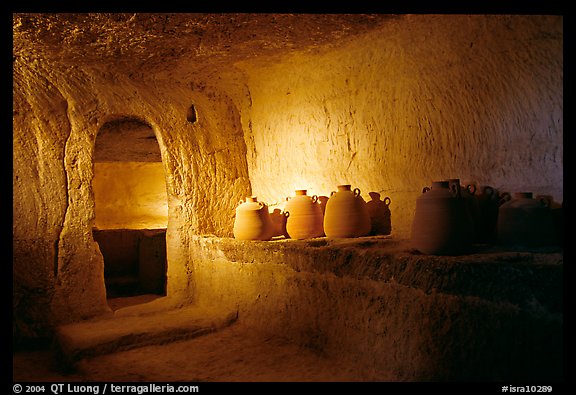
283, 211, 290, 218
451, 183, 461, 198
384, 197, 391, 206
539, 196, 552, 208
467, 184, 477, 195
353, 188, 361, 197
312, 195, 318, 203
422, 186, 430, 194
330, 190, 336, 196
483, 186, 494, 197
238, 199, 245, 206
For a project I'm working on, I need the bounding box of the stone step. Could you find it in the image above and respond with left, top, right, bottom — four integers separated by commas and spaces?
54, 303, 238, 367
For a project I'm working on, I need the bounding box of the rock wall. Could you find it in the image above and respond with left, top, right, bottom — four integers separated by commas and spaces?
236, 14, 563, 238
12, 58, 251, 343
93, 162, 168, 230
13, 60, 70, 342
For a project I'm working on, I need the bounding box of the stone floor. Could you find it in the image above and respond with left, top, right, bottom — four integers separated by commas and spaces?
13, 319, 369, 382
14, 293, 371, 382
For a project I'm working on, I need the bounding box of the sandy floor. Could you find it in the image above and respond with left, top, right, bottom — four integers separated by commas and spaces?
13, 321, 371, 382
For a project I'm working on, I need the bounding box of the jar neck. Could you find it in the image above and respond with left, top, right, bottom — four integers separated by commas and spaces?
431, 181, 450, 189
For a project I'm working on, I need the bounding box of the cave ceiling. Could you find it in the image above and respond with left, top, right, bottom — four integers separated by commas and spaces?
13, 13, 399, 75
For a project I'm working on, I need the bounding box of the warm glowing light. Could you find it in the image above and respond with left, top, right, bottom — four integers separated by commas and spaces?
93, 162, 168, 229
291, 177, 326, 198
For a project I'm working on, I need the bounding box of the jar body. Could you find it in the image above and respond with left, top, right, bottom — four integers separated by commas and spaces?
285, 190, 324, 239
449, 179, 482, 242
475, 185, 500, 243
233, 197, 274, 241
497, 192, 555, 247
323, 185, 371, 238
411, 181, 474, 255
366, 193, 392, 236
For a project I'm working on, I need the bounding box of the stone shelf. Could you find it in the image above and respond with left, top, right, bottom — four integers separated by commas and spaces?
188, 235, 563, 381
193, 235, 563, 314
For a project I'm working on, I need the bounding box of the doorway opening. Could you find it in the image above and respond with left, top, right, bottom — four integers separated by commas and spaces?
92, 117, 168, 310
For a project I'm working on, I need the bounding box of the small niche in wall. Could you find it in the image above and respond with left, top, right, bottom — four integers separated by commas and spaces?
93, 116, 168, 306
186, 104, 198, 123
93, 117, 168, 230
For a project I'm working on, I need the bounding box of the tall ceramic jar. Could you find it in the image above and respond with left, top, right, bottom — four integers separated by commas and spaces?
366, 192, 392, 236
284, 190, 324, 239
448, 179, 481, 242
537, 195, 563, 247
323, 184, 371, 238
411, 180, 474, 255
497, 192, 555, 247
475, 185, 500, 243
233, 196, 274, 241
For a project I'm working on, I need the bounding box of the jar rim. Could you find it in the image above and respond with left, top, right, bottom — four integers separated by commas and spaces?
431, 181, 450, 188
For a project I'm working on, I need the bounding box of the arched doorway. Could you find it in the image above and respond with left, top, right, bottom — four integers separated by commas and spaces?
92, 117, 168, 310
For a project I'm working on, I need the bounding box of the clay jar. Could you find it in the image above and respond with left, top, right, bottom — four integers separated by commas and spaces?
448, 179, 481, 242
497, 192, 555, 247
233, 196, 274, 241
323, 184, 371, 238
284, 190, 324, 239
318, 195, 330, 216
537, 195, 563, 247
475, 185, 501, 243
268, 208, 289, 238
411, 180, 474, 255
366, 192, 392, 235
